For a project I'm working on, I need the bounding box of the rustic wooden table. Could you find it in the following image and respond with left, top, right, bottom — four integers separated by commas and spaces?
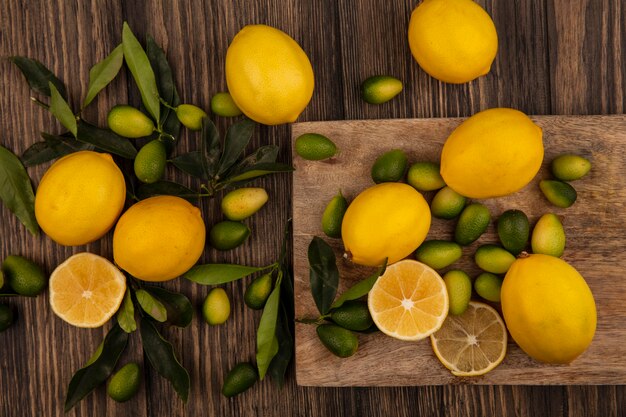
0, 1, 624, 416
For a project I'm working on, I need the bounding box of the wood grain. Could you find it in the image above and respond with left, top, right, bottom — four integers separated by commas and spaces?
0, 0, 624, 416
293, 115, 626, 386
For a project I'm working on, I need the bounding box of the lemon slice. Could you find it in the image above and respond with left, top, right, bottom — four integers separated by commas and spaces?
430, 301, 507, 376
368, 259, 448, 341
49, 253, 126, 328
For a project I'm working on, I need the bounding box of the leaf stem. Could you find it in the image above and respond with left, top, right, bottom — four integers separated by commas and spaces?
30, 96, 50, 110
158, 96, 178, 111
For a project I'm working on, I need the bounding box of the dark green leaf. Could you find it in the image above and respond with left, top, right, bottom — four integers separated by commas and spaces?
170, 151, 205, 179
0, 145, 38, 235
135, 289, 167, 322
217, 119, 255, 176
117, 288, 136, 333
223, 163, 293, 184
76, 120, 137, 159
146, 35, 180, 141
64, 324, 128, 411
144, 286, 193, 328
308, 237, 339, 315
228, 145, 279, 178
331, 259, 387, 310
200, 117, 221, 179
48, 82, 77, 137
267, 302, 293, 387
256, 273, 282, 380
140, 319, 190, 402
9, 56, 67, 98
122, 22, 160, 122
183, 264, 267, 285
22, 132, 94, 167
20, 141, 58, 166
136, 180, 199, 202
82, 44, 124, 108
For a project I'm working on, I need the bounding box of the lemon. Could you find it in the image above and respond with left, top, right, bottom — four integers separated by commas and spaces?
1, 255, 47, 297
107, 105, 155, 138
225, 25, 314, 125
341, 183, 431, 266
107, 363, 141, 402
431, 302, 507, 376
368, 260, 448, 341
134, 139, 167, 184
440, 108, 544, 199
501, 254, 596, 363
35, 151, 126, 246
113, 196, 206, 282
408, 0, 498, 84
211, 92, 242, 117
49, 253, 126, 328
203, 288, 231, 325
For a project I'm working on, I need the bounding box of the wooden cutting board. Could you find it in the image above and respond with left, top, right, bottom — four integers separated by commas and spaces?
291, 115, 626, 386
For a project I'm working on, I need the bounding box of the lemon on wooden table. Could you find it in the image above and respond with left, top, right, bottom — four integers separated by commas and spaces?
501, 254, 596, 364
368, 259, 448, 341
113, 195, 206, 282
431, 301, 507, 376
341, 183, 431, 266
408, 0, 498, 84
440, 108, 543, 199
35, 151, 126, 246
49, 253, 126, 328
225, 24, 314, 125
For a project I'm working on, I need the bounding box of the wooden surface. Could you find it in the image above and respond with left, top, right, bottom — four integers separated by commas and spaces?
292, 115, 626, 386
0, 0, 624, 416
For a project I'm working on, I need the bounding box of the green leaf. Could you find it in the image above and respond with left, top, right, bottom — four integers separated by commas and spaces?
200, 117, 221, 179
117, 288, 136, 333
144, 286, 193, 328
82, 44, 124, 109
48, 82, 77, 137
267, 302, 293, 387
135, 289, 167, 322
136, 180, 199, 202
223, 163, 293, 184
9, 56, 67, 98
20, 141, 58, 167
64, 324, 128, 411
146, 35, 180, 141
21, 132, 95, 167
183, 264, 267, 285
256, 273, 282, 380
170, 151, 205, 179
140, 319, 190, 402
217, 119, 255, 176
0, 145, 39, 235
122, 22, 160, 122
239, 145, 279, 167
76, 120, 137, 159
308, 237, 339, 316
331, 259, 387, 310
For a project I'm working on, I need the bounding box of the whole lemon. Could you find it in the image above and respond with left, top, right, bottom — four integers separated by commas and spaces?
113, 196, 206, 282
225, 25, 314, 125
440, 108, 543, 199
501, 254, 597, 364
35, 151, 126, 246
408, 0, 498, 84
341, 183, 431, 267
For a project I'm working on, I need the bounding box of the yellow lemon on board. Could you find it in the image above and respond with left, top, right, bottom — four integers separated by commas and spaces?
225, 24, 314, 125
440, 108, 543, 199
341, 183, 431, 267
35, 151, 126, 246
113, 195, 206, 282
408, 0, 498, 84
49, 253, 126, 328
501, 254, 597, 364
368, 259, 448, 341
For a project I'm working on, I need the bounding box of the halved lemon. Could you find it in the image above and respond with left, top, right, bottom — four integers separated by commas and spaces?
430, 301, 507, 376
368, 259, 448, 341
49, 253, 126, 328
